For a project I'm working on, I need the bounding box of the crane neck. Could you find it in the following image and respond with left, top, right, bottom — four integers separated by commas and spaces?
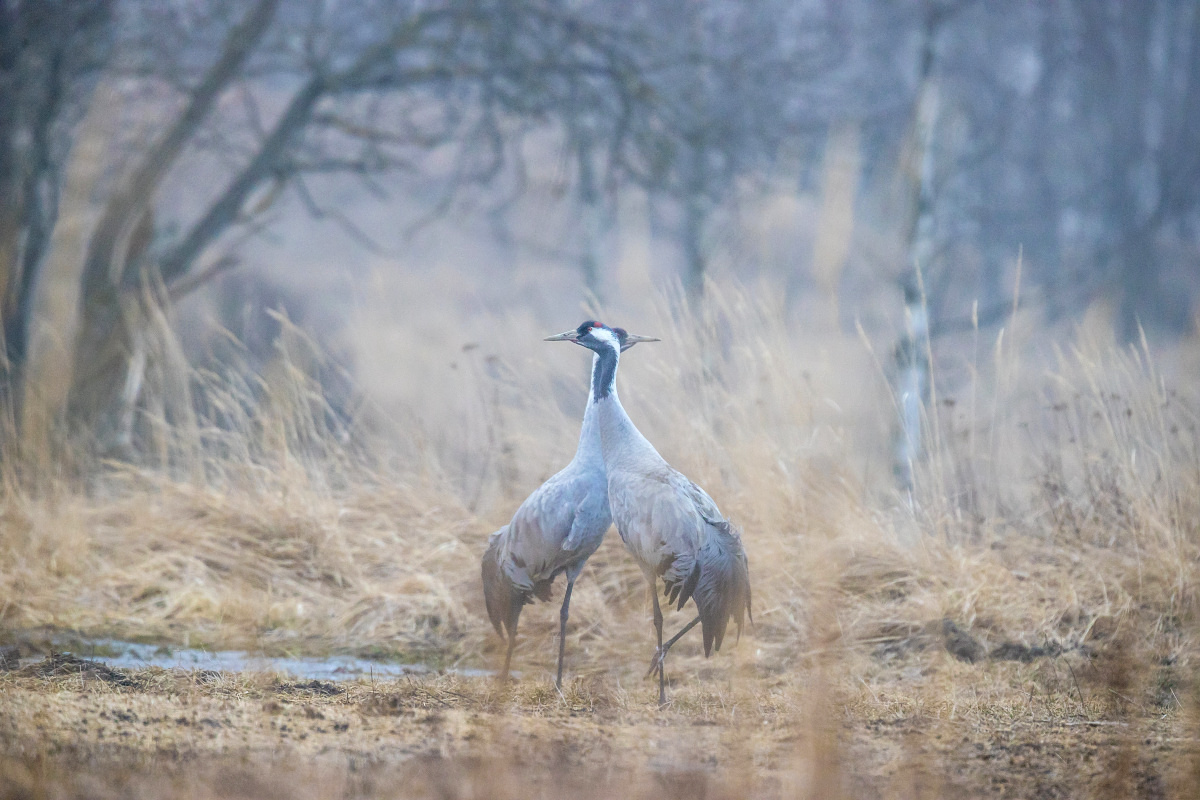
589, 341, 620, 402
588, 344, 663, 467
571, 353, 605, 467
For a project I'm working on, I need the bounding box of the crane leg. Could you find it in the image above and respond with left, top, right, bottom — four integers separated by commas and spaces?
556, 578, 576, 691
500, 605, 521, 682
651, 588, 666, 707
648, 614, 701, 678
501, 631, 517, 681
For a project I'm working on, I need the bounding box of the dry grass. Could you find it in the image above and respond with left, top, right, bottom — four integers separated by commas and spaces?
3, 280, 1200, 797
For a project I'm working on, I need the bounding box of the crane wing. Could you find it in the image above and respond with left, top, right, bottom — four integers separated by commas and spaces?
678, 476, 725, 529
500, 467, 604, 593
560, 487, 608, 553
609, 465, 720, 610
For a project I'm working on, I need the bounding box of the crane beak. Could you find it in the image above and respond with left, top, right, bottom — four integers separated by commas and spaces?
619, 332, 661, 352
543, 330, 580, 342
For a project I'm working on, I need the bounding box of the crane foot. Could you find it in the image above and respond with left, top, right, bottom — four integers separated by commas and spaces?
646, 647, 665, 679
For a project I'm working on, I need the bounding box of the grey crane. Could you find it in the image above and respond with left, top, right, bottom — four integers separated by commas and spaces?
481, 323, 652, 689
546, 321, 752, 706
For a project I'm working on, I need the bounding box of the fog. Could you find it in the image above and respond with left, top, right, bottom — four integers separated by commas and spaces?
1, 0, 1198, 492
7, 8, 1200, 793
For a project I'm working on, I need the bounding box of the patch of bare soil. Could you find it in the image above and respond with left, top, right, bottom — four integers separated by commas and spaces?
2, 650, 1198, 799
15, 652, 139, 687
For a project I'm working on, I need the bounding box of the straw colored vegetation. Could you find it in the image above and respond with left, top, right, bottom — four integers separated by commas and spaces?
2, 284, 1200, 797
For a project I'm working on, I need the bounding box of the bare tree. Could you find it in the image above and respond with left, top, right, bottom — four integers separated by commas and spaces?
11, 0, 699, 446
1077, 0, 1200, 341
10, 0, 1200, 460
0, 0, 113, 411
605, 0, 843, 300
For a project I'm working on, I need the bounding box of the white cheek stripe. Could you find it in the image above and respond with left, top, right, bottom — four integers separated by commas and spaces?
591, 327, 619, 348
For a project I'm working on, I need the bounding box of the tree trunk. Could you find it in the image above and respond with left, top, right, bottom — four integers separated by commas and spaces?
1117, 228, 1156, 344
0, 0, 20, 376
812, 121, 860, 317
891, 4, 943, 493
0, 0, 115, 420
576, 135, 606, 302
681, 144, 708, 301
20, 79, 120, 466
66, 0, 281, 440
893, 278, 930, 494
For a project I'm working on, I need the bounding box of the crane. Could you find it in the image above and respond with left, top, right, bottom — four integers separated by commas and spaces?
545, 321, 751, 706
481, 322, 652, 689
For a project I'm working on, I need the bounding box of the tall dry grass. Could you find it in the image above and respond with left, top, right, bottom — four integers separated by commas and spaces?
1, 276, 1198, 707
5, 276, 1200, 798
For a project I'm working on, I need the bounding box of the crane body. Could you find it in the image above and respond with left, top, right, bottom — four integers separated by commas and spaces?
546, 321, 751, 705
481, 330, 649, 687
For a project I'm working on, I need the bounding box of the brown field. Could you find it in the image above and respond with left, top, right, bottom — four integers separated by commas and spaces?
3, 284, 1200, 798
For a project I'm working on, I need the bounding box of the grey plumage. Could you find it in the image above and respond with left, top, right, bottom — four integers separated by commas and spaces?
481, 332, 647, 687
546, 321, 751, 705
693, 518, 752, 656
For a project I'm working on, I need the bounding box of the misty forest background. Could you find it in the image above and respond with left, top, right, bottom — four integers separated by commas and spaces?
2, 0, 1199, 507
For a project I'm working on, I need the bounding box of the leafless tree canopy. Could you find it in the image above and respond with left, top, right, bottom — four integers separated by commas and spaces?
1, 0, 1198, 451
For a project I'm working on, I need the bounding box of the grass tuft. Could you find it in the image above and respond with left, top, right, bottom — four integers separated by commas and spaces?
2, 280, 1200, 796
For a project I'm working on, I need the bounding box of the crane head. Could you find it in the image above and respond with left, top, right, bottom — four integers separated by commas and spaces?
544, 320, 660, 352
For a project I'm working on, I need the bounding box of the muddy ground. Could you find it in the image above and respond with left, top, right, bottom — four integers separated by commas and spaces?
2, 645, 1198, 799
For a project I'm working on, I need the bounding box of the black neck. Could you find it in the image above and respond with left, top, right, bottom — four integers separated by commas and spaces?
590, 345, 619, 400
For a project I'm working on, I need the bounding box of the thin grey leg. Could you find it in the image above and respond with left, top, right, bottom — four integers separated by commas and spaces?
648, 614, 701, 678
556, 578, 575, 690
501, 631, 517, 681
651, 587, 666, 706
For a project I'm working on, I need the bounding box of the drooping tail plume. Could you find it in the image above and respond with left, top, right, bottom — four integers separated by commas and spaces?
692, 521, 753, 656
482, 529, 520, 638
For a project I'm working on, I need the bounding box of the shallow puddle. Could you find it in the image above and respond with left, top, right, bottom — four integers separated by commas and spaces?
33, 639, 499, 681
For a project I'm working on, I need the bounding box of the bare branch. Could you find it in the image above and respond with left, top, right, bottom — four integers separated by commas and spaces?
158, 74, 325, 283
291, 174, 395, 257
158, 6, 455, 283
80, 0, 281, 296
166, 254, 239, 303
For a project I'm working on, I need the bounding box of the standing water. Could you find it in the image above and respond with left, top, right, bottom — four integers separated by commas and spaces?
21, 638, 500, 681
